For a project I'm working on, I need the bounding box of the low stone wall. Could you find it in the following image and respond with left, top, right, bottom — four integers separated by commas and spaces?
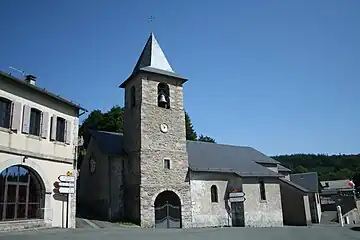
0, 219, 48, 232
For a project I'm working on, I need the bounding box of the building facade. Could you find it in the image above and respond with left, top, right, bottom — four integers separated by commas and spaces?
0, 72, 86, 231
78, 33, 285, 228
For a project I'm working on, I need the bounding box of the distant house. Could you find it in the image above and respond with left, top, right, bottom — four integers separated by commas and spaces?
320, 179, 357, 214
0, 71, 86, 231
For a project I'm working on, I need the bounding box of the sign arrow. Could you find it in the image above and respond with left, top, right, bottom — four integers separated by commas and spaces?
58, 175, 75, 182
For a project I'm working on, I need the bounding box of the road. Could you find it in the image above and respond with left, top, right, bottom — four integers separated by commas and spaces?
0, 225, 359, 240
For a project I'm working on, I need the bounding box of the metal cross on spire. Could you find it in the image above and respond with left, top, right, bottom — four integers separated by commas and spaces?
148, 16, 155, 33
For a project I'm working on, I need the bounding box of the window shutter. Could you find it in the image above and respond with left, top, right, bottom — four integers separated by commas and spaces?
65, 120, 71, 145
22, 105, 31, 134
41, 112, 49, 139
50, 115, 57, 141
11, 102, 22, 131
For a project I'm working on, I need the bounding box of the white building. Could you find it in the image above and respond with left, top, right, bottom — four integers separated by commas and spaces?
0, 72, 86, 231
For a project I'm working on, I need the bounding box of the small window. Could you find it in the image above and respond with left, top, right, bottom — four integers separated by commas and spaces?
29, 108, 41, 136
211, 185, 218, 203
259, 180, 266, 201
0, 97, 11, 129
164, 159, 170, 169
56, 117, 66, 142
130, 86, 136, 108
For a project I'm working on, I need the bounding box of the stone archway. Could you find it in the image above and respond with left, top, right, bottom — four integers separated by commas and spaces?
154, 190, 182, 228
0, 165, 46, 221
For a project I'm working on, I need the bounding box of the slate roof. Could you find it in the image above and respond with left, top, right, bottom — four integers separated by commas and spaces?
278, 164, 292, 172
119, 33, 187, 88
0, 70, 87, 112
89, 130, 125, 156
279, 178, 310, 193
320, 179, 353, 190
88, 130, 281, 178
186, 140, 280, 177
290, 172, 319, 193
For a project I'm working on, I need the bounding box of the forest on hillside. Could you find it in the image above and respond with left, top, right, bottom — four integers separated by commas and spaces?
273, 154, 360, 181
77, 105, 360, 182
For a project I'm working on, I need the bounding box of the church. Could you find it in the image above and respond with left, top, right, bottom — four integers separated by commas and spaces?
78, 33, 318, 228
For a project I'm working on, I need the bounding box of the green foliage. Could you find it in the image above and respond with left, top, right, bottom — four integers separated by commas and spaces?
78, 106, 216, 167
185, 111, 197, 141
294, 165, 308, 173
272, 154, 360, 181
197, 134, 216, 143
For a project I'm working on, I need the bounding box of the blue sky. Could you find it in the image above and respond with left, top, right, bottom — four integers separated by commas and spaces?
0, 1, 359, 156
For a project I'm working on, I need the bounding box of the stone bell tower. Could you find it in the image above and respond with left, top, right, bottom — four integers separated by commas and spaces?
119, 33, 192, 228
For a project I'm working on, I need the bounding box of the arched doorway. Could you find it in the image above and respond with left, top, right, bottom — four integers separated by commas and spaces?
154, 190, 182, 228
0, 165, 45, 221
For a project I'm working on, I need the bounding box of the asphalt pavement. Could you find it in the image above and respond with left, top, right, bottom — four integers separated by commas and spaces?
1, 225, 360, 240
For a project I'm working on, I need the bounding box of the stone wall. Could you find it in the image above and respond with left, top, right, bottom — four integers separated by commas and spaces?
189, 171, 234, 227
189, 171, 284, 228
123, 151, 141, 224
242, 177, 283, 227
122, 72, 192, 228
78, 139, 110, 220
109, 156, 125, 221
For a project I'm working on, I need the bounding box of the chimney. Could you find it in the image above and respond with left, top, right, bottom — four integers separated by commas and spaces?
25, 74, 36, 85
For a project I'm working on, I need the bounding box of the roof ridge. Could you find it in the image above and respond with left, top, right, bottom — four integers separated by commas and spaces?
187, 140, 252, 149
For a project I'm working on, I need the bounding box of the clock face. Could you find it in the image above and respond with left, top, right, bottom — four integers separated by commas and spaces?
89, 157, 96, 174
160, 123, 168, 133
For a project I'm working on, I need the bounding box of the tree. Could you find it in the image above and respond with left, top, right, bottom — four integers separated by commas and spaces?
78, 105, 217, 168
294, 165, 308, 173
198, 134, 216, 143
185, 111, 197, 141
353, 170, 360, 190
273, 154, 360, 181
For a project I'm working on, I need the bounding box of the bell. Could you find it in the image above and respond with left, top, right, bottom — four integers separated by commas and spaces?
158, 94, 167, 104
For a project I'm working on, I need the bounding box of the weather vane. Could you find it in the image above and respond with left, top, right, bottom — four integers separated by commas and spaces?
148, 16, 155, 23
148, 16, 155, 33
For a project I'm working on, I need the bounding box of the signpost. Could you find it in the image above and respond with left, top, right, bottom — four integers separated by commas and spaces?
54, 171, 75, 228
229, 191, 246, 203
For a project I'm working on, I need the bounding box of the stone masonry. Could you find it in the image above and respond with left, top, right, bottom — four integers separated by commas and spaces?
123, 72, 192, 228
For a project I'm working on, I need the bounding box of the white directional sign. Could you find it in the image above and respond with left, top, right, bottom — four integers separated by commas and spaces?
58, 182, 75, 187
59, 187, 75, 194
229, 192, 245, 198
58, 175, 75, 182
229, 197, 246, 203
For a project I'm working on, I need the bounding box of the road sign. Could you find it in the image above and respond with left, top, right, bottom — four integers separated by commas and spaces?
58, 182, 75, 187
59, 187, 75, 194
229, 192, 245, 198
58, 175, 75, 182
229, 197, 246, 203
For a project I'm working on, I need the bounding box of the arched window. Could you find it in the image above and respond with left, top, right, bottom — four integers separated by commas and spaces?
157, 83, 170, 109
130, 86, 136, 108
259, 180, 266, 201
211, 185, 218, 203
0, 165, 45, 221
0, 97, 12, 129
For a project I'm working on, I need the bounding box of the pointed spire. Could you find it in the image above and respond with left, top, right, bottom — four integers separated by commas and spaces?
120, 32, 187, 88
132, 33, 174, 74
